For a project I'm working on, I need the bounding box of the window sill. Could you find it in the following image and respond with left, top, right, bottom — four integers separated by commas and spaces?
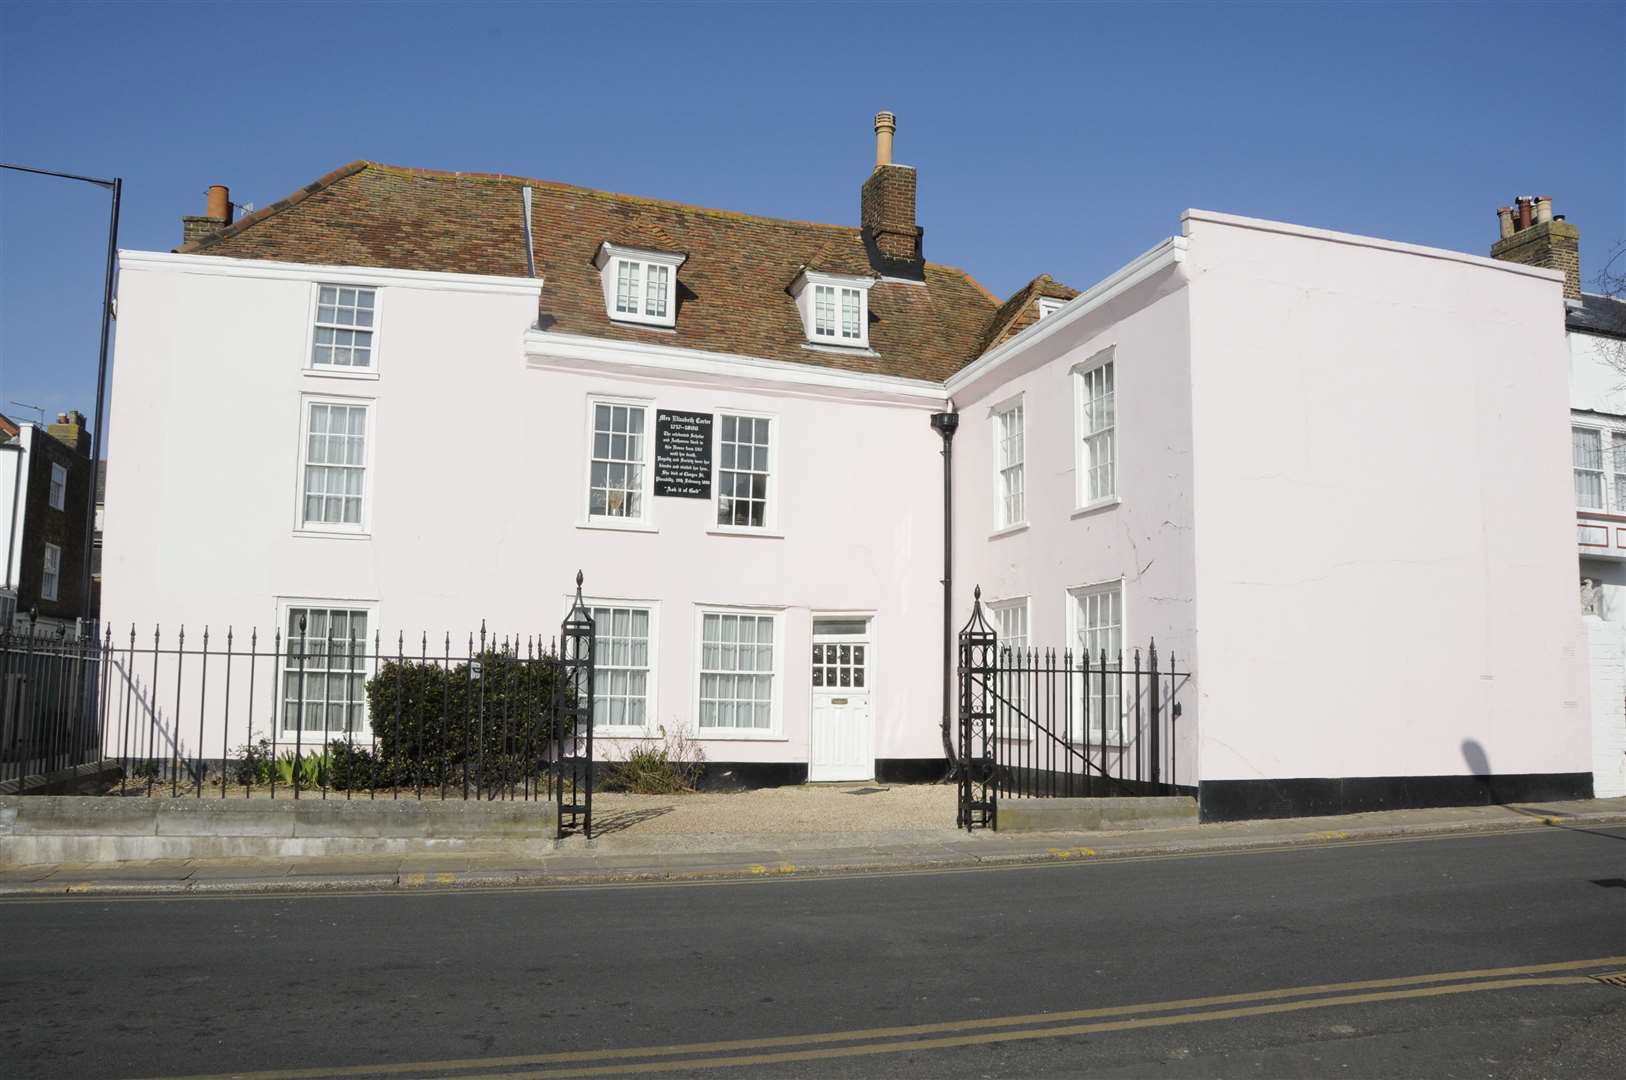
1071, 497, 1121, 519
577, 519, 659, 534
292, 528, 372, 541
989, 522, 1029, 540
693, 730, 788, 743
607, 315, 677, 332
593, 728, 656, 740
801, 341, 878, 357
304, 367, 380, 381
707, 527, 785, 539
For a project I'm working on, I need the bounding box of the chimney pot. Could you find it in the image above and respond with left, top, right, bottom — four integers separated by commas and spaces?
1535, 196, 1553, 224
874, 111, 896, 168
1497, 206, 1514, 239
1517, 197, 1533, 230
206, 184, 232, 223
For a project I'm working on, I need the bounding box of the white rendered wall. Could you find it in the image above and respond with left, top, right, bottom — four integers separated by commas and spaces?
1569, 328, 1626, 416
1580, 559, 1626, 798
104, 257, 947, 768
1183, 213, 1589, 784
949, 259, 1200, 786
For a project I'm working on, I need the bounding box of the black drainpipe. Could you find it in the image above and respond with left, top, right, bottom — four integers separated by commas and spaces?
929, 408, 959, 777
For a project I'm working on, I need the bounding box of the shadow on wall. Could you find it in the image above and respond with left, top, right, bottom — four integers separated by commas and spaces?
1461, 738, 1493, 802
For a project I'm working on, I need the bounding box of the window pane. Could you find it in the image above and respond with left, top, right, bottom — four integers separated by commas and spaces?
590, 403, 647, 519
699, 613, 775, 729
716, 414, 770, 529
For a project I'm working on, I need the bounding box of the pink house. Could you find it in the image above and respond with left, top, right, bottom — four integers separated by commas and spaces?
103, 115, 1594, 818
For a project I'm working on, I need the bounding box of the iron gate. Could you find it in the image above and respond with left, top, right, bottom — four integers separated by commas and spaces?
956, 586, 1188, 831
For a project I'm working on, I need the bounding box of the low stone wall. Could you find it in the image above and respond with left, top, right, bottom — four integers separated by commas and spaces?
0, 796, 558, 867
994, 795, 1197, 833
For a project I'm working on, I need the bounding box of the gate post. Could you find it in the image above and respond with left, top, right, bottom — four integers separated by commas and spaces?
558, 571, 597, 838
1148, 639, 1161, 790
956, 586, 998, 831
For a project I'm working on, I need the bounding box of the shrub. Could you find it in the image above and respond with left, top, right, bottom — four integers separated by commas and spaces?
231, 736, 274, 787
601, 724, 707, 794
362, 648, 574, 793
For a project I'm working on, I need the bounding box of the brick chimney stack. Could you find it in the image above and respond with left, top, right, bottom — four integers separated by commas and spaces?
182, 184, 233, 245
47, 411, 90, 455
1490, 194, 1580, 301
861, 111, 923, 269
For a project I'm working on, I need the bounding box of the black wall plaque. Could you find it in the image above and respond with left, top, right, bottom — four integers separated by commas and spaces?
654, 410, 713, 498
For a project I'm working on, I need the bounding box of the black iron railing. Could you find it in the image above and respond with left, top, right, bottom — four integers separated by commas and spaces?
1, 576, 599, 836
957, 587, 1189, 831
0, 619, 104, 791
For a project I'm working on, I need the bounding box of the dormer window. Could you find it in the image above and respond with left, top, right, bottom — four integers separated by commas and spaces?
1037, 296, 1067, 320
792, 270, 873, 349
596, 243, 685, 328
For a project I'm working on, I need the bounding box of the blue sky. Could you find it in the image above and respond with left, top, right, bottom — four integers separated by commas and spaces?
2, 1, 1622, 444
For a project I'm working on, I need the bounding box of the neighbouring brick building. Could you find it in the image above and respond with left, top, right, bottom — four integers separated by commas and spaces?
1, 411, 96, 629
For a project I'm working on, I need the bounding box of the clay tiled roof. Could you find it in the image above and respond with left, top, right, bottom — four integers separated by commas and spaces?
976, 274, 1081, 354
179, 161, 1004, 383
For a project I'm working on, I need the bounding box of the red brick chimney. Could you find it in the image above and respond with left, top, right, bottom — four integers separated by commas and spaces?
861, 111, 923, 268
1491, 194, 1580, 301
182, 184, 233, 246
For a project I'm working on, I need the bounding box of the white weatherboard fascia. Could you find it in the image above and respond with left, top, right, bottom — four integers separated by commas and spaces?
118, 250, 545, 297
945, 237, 1187, 395
525, 330, 949, 406
1181, 209, 1568, 285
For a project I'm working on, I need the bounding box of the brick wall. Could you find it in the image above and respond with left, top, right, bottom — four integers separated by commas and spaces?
861, 165, 922, 262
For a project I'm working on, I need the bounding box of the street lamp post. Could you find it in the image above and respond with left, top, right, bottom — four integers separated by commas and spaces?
0, 163, 121, 628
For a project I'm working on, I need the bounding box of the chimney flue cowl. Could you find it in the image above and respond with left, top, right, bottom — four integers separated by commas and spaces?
874, 111, 896, 168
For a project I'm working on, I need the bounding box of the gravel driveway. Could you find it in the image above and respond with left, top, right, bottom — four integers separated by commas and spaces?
589, 782, 957, 837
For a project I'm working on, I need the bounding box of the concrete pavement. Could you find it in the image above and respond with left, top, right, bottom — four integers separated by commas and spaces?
4, 795, 1624, 896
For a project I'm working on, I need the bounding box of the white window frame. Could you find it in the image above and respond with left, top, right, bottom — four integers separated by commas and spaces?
711, 411, 779, 534
306, 283, 381, 378
692, 605, 785, 740
1037, 296, 1068, 320
41, 542, 61, 602
991, 395, 1026, 531
792, 270, 874, 349
295, 395, 374, 537
1072, 348, 1118, 511
1570, 421, 1626, 513
582, 396, 655, 529
581, 596, 660, 737
989, 596, 1030, 653
595, 243, 685, 329
1066, 579, 1125, 743
47, 463, 67, 511
275, 597, 376, 739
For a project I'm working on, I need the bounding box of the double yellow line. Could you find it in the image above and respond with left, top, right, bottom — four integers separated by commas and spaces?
154, 956, 1626, 1080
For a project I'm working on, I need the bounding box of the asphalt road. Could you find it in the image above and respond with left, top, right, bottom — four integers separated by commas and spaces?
2, 825, 1624, 1079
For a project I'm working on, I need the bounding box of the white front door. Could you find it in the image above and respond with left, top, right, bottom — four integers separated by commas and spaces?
809, 618, 873, 782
